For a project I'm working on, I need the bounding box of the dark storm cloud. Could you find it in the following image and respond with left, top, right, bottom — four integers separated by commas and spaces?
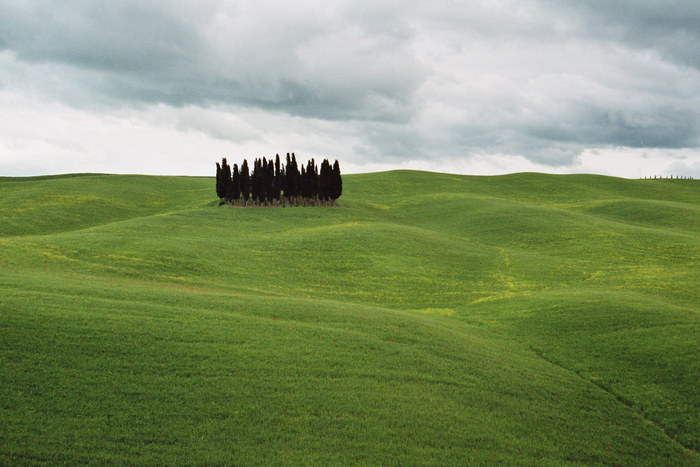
549, 0, 700, 70
0, 1, 425, 121
0, 0, 699, 171
0, 2, 199, 71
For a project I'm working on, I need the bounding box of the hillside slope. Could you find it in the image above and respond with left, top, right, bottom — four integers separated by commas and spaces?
1, 171, 698, 464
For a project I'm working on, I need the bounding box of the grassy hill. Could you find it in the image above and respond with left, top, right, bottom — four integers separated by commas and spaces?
1, 171, 698, 465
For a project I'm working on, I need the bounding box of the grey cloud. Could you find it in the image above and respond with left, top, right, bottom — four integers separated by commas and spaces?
546, 1, 700, 69
519, 102, 698, 150
0, 0, 425, 122
597, 108, 698, 148
0, 1, 202, 71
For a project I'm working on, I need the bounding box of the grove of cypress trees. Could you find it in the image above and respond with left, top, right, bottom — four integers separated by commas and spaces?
216, 154, 341, 207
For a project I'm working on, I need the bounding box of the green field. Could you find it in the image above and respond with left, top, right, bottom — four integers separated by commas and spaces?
1, 171, 698, 465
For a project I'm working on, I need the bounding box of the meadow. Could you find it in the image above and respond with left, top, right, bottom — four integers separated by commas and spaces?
0, 171, 698, 465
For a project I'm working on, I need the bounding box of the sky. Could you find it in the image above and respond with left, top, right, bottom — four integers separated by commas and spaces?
1, 1, 700, 178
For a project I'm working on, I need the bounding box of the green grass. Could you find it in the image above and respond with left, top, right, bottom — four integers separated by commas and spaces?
1, 171, 698, 465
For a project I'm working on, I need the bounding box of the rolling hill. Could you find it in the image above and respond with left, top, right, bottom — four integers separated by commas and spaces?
1, 171, 698, 464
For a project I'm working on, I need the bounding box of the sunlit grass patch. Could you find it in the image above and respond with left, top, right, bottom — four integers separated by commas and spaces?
411, 308, 456, 315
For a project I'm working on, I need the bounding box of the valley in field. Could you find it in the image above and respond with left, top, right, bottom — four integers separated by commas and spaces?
1, 171, 698, 465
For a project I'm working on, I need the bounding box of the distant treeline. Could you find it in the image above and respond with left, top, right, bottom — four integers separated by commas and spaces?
216, 153, 342, 207
641, 175, 694, 180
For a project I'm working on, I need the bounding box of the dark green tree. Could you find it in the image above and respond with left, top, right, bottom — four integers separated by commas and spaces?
319, 159, 331, 203
300, 165, 308, 202
266, 158, 276, 203
285, 153, 300, 204
299, 158, 317, 203
215, 161, 225, 200
240, 159, 250, 206
310, 159, 319, 201
232, 163, 240, 202
274, 154, 283, 204
251, 158, 262, 205
284, 153, 292, 201
330, 160, 342, 206
222, 158, 233, 201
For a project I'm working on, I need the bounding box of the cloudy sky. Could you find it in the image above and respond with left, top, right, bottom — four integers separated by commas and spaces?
1, 1, 700, 178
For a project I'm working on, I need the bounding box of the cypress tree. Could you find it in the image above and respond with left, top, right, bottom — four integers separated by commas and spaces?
284, 153, 292, 202
267, 158, 276, 203
260, 158, 267, 204
330, 160, 342, 206
309, 159, 319, 203
250, 159, 256, 204
301, 160, 310, 200
261, 158, 268, 204
215, 162, 225, 200
274, 154, 282, 204
302, 159, 314, 203
286, 153, 300, 204
232, 164, 240, 202
319, 159, 331, 203
258, 157, 265, 204
291, 153, 300, 202
258, 157, 267, 204
253, 158, 260, 204
300, 165, 308, 203
251, 158, 261, 205
222, 158, 233, 201
240, 159, 250, 206
258, 158, 265, 204
259, 158, 268, 204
